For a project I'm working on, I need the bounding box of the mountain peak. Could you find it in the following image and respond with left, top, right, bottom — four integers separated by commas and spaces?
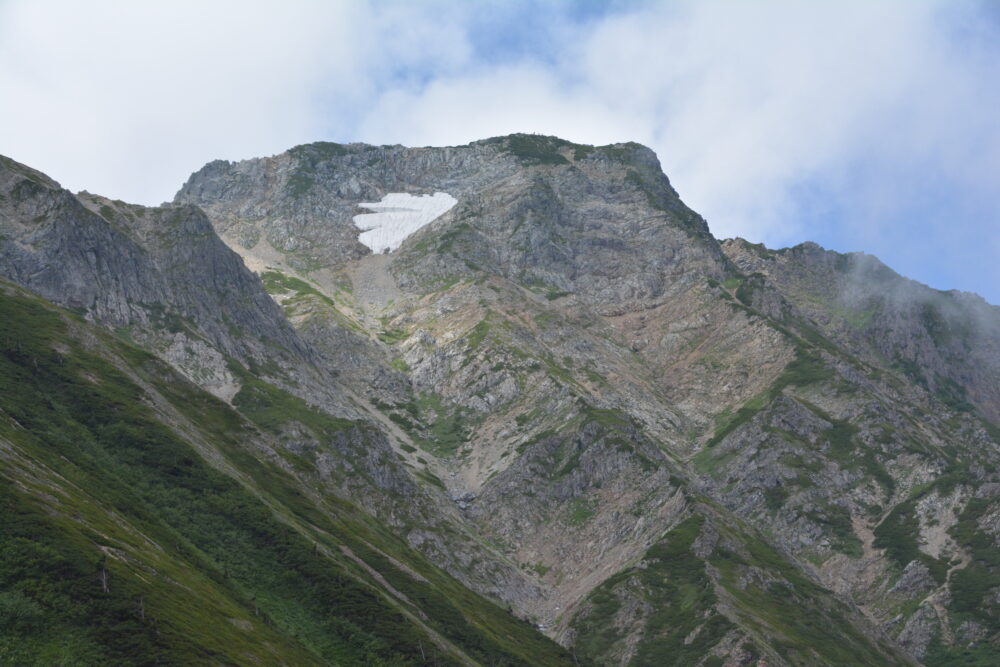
175, 134, 717, 303
0, 153, 62, 190
473, 133, 660, 168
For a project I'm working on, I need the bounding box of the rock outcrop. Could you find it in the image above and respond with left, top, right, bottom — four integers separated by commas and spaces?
0, 154, 315, 401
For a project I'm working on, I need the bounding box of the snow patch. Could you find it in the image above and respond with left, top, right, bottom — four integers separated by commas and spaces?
353, 192, 457, 254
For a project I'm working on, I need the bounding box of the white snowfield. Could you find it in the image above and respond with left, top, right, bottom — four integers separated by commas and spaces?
352, 192, 457, 254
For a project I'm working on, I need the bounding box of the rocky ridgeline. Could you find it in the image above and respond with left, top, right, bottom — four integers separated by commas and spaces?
0, 155, 318, 402
722, 238, 1000, 425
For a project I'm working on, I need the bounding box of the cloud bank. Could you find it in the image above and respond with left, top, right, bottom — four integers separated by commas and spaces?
1, 0, 998, 301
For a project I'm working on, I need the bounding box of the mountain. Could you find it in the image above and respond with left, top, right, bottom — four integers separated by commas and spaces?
2, 134, 999, 665
0, 155, 570, 665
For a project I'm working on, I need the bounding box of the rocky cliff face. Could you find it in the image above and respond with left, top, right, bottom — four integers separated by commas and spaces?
0, 154, 317, 402
722, 238, 1000, 424
178, 134, 995, 665
176, 136, 724, 307
2, 134, 998, 665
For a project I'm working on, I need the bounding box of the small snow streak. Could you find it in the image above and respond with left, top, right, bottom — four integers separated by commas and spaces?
353, 192, 457, 253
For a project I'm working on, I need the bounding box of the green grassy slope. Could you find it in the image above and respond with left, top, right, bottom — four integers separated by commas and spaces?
568, 509, 912, 666
0, 283, 571, 666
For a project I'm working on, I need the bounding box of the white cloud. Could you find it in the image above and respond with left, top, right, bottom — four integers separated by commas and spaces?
0, 0, 471, 203
1, 0, 998, 299
355, 1, 1000, 246
357, 66, 642, 148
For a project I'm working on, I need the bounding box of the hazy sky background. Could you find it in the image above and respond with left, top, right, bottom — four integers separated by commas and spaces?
2, 0, 998, 303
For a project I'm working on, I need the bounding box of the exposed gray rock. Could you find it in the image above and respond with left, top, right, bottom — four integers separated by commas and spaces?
0, 155, 317, 399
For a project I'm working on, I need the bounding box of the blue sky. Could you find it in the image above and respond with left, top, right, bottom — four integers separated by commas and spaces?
1, 0, 998, 304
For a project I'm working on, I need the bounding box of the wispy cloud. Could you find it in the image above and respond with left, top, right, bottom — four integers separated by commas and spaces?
1, 0, 998, 301
0, 1, 476, 202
